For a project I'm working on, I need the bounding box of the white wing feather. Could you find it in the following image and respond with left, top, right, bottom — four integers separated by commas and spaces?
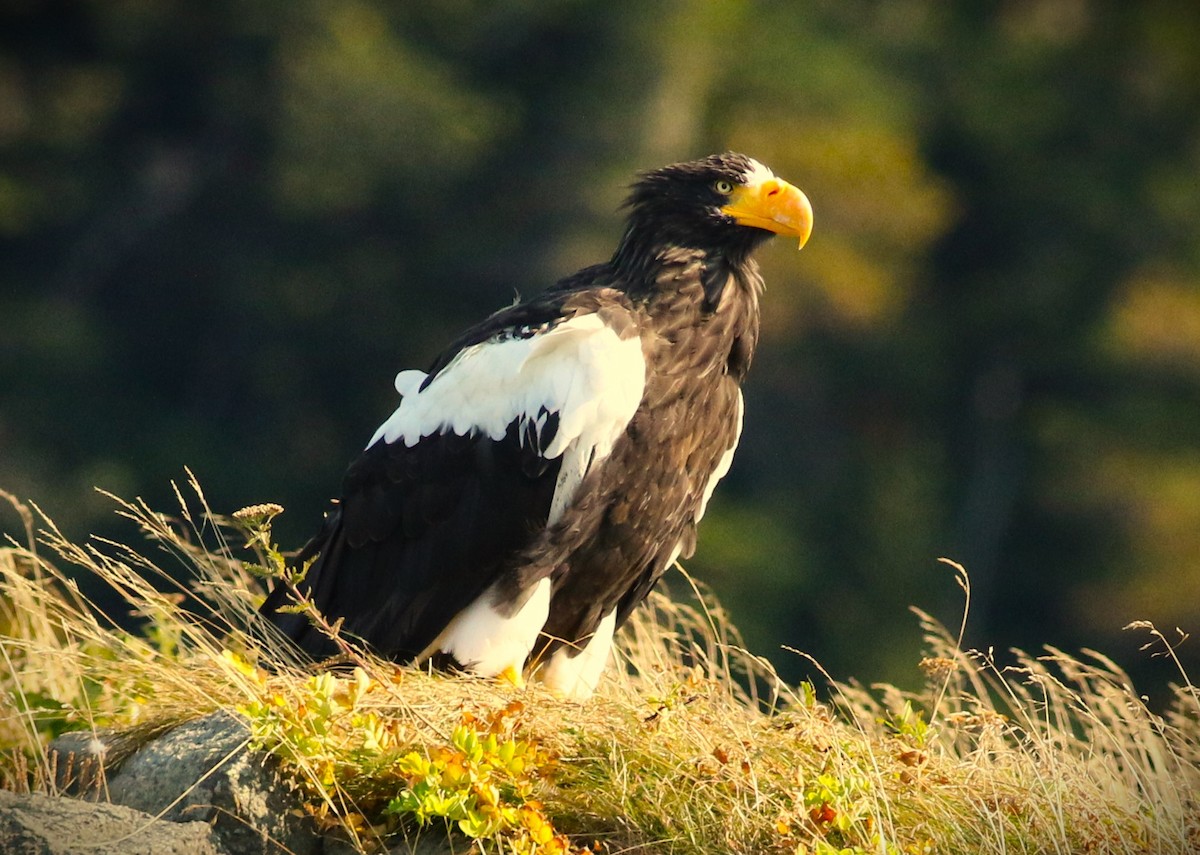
368, 313, 646, 516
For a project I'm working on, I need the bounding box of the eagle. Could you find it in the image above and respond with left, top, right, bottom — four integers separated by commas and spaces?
261, 152, 812, 699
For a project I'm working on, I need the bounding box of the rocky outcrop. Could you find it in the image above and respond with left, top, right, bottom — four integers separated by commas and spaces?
13, 711, 457, 855
49, 711, 320, 855
0, 788, 223, 855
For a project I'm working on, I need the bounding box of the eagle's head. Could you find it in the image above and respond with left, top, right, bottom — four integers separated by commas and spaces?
621, 152, 813, 261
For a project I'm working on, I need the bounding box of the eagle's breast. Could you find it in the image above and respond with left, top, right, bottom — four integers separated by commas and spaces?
530, 252, 758, 695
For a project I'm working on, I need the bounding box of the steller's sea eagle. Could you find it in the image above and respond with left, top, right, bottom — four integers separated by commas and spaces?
261, 152, 812, 699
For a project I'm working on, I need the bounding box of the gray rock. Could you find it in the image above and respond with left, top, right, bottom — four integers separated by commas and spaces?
0, 788, 222, 855
101, 710, 319, 855
45, 711, 463, 855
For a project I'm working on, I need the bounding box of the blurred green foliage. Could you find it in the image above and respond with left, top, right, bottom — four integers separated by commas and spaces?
2, 0, 1198, 691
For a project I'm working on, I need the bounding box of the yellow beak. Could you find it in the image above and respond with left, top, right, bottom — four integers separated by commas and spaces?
721, 177, 814, 249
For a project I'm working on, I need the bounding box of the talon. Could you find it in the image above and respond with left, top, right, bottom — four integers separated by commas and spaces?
498, 664, 526, 689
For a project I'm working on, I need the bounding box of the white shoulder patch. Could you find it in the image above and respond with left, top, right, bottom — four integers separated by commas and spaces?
367, 314, 646, 511
393, 369, 426, 397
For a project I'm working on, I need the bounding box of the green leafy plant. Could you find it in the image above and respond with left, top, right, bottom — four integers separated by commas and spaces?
241, 667, 583, 853
879, 700, 928, 748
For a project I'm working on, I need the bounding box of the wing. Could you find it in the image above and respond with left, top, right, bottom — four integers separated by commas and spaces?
611, 387, 744, 631
263, 290, 646, 670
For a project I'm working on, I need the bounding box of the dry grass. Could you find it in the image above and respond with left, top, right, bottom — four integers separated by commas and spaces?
1, 475, 1198, 853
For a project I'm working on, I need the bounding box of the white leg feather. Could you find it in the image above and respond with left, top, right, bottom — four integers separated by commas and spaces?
431, 578, 552, 678
537, 608, 618, 700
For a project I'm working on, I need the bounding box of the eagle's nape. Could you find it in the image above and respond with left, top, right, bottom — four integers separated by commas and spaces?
260, 152, 813, 700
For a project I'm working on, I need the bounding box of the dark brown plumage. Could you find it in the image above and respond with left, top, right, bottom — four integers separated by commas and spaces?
261, 152, 812, 698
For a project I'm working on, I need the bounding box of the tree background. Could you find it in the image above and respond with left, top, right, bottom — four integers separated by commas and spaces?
3, 0, 1198, 696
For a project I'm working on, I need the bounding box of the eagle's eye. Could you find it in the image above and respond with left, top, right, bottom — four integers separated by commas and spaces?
714, 179, 735, 195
